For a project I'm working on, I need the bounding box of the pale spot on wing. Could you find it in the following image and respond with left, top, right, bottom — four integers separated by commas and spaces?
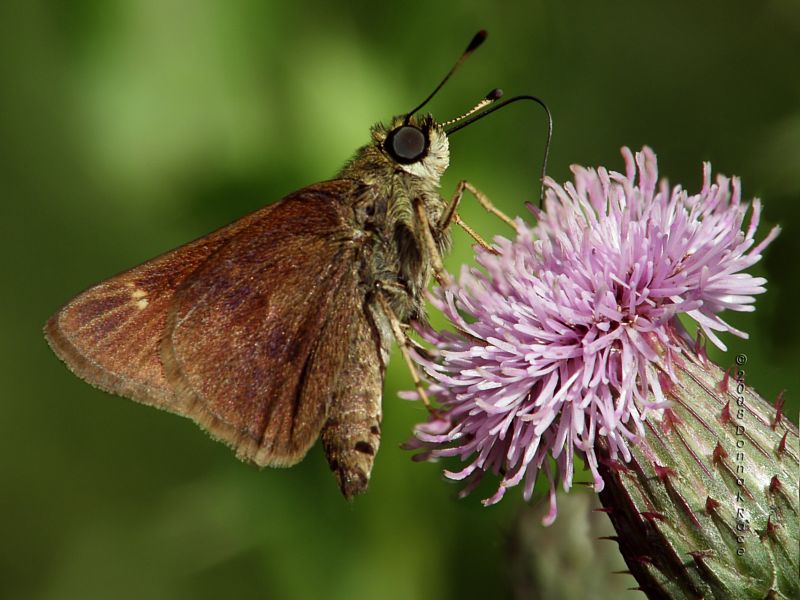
131, 289, 147, 300
136, 298, 149, 310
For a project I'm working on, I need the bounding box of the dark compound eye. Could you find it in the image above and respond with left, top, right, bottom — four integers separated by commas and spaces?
385, 125, 428, 164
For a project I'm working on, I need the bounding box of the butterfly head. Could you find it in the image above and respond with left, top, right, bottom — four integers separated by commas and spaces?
358, 31, 493, 187
373, 115, 450, 182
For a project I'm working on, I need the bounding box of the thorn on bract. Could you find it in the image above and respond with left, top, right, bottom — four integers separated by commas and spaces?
694, 331, 708, 367
777, 431, 788, 456
763, 514, 779, 538
640, 511, 667, 523
713, 442, 728, 463
661, 408, 682, 434
688, 549, 714, 566
599, 456, 629, 472
597, 535, 620, 543
717, 365, 732, 393
705, 496, 720, 512
719, 400, 732, 425
771, 390, 785, 430
654, 463, 676, 482
658, 370, 675, 396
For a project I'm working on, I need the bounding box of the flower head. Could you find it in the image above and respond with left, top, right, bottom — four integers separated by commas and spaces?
407, 147, 779, 524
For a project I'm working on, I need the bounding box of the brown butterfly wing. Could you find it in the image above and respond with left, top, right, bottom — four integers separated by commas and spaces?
47, 179, 385, 489
161, 181, 371, 468
44, 202, 278, 409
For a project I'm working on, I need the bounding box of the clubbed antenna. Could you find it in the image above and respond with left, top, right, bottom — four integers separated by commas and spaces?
441, 88, 504, 128
405, 30, 488, 121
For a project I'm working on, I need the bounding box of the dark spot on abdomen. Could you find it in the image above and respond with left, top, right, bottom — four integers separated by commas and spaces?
354, 441, 375, 455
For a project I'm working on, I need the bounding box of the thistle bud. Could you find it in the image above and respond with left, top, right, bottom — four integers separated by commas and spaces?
598, 352, 798, 599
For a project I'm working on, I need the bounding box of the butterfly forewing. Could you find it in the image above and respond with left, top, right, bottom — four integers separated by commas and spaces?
44, 205, 278, 409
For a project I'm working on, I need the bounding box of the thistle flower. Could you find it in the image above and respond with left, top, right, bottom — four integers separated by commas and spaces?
406, 147, 780, 525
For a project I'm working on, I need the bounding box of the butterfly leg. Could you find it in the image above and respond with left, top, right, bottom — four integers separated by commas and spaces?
413, 199, 452, 288
450, 213, 498, 255
375, 288, 439, 417
438, 179, 517, 231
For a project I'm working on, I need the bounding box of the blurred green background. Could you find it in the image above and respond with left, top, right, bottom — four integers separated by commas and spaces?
2, 1, 798, 599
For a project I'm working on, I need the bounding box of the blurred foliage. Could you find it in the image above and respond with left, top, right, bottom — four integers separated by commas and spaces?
509, 494, 639, 600
1, 1, 798, 599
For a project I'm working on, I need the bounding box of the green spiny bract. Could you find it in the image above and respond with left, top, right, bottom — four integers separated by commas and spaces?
598, 345, 798, 599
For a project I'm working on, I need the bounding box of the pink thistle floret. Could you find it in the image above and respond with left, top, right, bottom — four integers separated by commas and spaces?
407, 147, 779, 524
